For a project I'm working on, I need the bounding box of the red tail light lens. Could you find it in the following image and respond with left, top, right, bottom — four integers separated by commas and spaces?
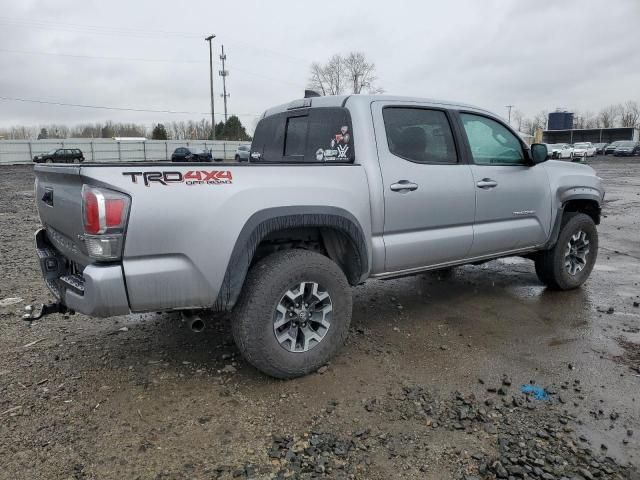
82, 185, 130, 235
83, 188, 100, 234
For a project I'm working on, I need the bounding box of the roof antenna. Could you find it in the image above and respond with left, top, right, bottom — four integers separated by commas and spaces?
304, 89, 321, 98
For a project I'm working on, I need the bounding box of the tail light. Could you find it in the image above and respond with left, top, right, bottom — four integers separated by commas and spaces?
81, 185, 130, 260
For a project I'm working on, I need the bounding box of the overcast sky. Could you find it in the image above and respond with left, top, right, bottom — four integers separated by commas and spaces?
1, 0, 639, 131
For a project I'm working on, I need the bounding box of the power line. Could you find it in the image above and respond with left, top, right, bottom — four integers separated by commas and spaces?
0, 48, 303, 87
0, 95, 261, 117
0, 48, 202, 64
0, 16, 309, 64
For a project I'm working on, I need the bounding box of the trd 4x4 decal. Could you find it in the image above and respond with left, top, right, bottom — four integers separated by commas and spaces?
122, 170, 233, 187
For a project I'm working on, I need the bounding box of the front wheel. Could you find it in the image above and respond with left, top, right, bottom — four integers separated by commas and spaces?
534, 213, 598, 290
232, 249, 352, 379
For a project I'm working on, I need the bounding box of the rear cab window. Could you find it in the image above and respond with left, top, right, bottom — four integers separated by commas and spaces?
251, 107, 354, 163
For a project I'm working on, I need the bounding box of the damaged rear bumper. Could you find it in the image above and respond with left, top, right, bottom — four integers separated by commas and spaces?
35, 228, 130, 317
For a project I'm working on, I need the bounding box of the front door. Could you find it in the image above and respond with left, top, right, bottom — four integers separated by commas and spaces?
372, 102, 476, 272
457, 112, 552, 257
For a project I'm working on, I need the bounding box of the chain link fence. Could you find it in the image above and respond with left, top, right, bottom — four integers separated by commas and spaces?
0, 139, 250, 165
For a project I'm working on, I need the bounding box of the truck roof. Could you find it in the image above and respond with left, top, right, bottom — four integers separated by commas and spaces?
262, 94, 495, 118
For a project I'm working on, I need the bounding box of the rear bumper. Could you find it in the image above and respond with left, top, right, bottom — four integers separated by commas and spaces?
35, 228, 130, 317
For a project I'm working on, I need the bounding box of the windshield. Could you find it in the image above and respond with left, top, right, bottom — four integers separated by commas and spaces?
574, 143, 589, 148
46, 149, 57, 154
617, 141, 635, 147
550, 144, 565, 149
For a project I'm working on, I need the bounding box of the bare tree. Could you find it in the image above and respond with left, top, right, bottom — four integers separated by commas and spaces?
598, 104, 622, 128
620, 100, 640, 128
583, 111, 599, 129
512, 109, 524, 132
344, 52, 383, 94
532, 111, 548, 131
308, 52, 382, 95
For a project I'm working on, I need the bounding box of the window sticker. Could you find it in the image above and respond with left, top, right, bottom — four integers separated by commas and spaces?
318, 126, 351, 161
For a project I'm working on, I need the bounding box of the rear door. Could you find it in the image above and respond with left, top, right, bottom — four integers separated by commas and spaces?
455, 112, 552, 257
372, 101, 476, 272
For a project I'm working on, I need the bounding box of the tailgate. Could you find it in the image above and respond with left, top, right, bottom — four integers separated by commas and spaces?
34, 164, 91, 266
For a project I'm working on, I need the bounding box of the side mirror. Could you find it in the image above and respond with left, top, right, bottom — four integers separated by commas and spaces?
530, 143, 548, 165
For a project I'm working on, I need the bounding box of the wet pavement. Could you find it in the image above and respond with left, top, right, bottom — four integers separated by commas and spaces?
0, 158, 639, 479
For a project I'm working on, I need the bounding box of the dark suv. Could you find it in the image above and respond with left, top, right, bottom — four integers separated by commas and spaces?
171, 147, 212, 162
33, 148, 84, 164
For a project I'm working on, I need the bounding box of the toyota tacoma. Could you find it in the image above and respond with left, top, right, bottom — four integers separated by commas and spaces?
30, 94, 604, 378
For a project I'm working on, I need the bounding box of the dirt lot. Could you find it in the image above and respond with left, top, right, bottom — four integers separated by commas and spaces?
1, 158, 639, 480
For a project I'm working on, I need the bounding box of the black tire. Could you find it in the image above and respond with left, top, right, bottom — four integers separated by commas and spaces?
232, 249, 352, 379
234, 154, 240, 161
534, 212, 598, 290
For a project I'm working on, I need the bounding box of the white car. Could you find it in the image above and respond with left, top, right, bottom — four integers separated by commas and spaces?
572, 142, 596, 160
548, 143, 574, 159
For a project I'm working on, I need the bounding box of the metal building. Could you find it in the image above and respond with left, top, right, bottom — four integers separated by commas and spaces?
542, 127, 639, 144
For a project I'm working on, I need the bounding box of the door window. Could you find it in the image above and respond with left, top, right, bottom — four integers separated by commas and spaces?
382, 107, 457, 164
460, 113, 525, 165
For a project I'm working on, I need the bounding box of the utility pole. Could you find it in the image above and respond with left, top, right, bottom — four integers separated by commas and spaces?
219, 45, 229, 123
505, 105, 514, 125
205, 34, 216, 140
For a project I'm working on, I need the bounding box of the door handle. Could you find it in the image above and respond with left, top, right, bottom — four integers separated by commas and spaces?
476, 178, 498, 189
390, 181, 419, 192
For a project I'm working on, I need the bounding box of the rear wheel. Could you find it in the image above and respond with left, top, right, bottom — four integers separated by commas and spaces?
232, 249, 352, 379
535, 213, 598, 290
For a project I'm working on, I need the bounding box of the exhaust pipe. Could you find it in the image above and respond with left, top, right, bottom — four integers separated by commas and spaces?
182, 311, 205, 333
189, 317, 205, 333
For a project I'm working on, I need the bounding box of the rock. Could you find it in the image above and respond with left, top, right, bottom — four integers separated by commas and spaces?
317, 365, 328, 374
221, 365, 237, 374
578, 467, 595, 480
493, 461, 508, 478
0, 297, 22, 307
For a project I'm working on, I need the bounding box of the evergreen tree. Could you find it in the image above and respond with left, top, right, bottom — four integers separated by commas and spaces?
152, 123, 168, 140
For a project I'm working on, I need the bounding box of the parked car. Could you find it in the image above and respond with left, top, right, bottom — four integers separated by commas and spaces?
33, 148, 84, 164
604, 141, 624, 155
571, 142, 596, 160
593, 143, 608, 154
171, 147, 212, 162
30, 94, 604, 379
613, 141, 640, 157
235, 145, 251, 162
548, 143, 573, 159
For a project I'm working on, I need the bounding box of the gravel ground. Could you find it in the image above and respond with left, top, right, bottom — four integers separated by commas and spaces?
0, 158, 639, 479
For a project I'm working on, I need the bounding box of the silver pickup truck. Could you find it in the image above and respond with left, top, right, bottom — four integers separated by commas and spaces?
31, 94, 604, 378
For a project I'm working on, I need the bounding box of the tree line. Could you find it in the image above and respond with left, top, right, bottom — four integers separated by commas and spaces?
510, 101, 640, 135
0, 115, 252, 141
